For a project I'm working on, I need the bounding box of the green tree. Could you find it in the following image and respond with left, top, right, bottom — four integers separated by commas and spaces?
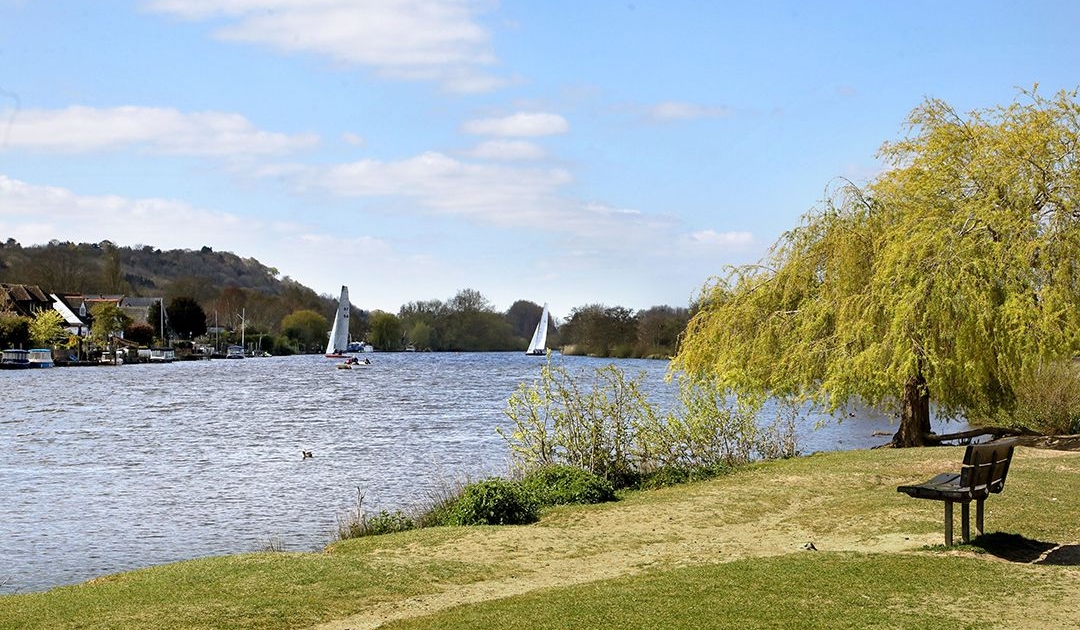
635, 306, 689, 357
29, 309, 68, 347
0, 312, 30, 349
561, 304, 637, 356
506, 300, 544, 340
369, 311, 403, 350
675, 89, 1080, 447
399, 299, 446, 349
167, 297, 208, 340
125, 322, 155, 346
90, 303, 132, 354
281, 309, 329, 352
100, 240, 126, 293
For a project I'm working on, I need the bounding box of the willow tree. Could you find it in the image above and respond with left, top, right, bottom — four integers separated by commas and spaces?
675, 89, 1080, 447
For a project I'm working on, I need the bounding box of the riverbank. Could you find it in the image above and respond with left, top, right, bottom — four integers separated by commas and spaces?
3, 444, 1078, 629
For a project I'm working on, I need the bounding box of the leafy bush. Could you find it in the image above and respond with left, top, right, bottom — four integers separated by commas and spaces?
336, 491, 415, 539
445, 478, 539, 526
364, 510, 415, 536
1010, 360, 1080, 435
633, 463, 729, 490
500, 360, 799, 490
520, 465, 616, 506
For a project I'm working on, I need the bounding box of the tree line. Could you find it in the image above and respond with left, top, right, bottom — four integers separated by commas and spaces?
0, 241, 689, 357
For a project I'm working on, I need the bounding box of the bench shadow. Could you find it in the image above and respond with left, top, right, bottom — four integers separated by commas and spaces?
970, 532, 1080, 566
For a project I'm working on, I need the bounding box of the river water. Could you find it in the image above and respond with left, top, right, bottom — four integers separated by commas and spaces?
1, 352, 960, 593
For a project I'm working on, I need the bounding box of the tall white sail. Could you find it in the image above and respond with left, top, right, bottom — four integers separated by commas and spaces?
325, 285, 351, 356
525, 303, 549, 355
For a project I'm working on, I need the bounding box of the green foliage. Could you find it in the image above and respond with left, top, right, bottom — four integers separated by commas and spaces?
124, 322, 156, 346
444, 478, 539, 526
280, 309, 329, 351
500, 360, 797, 489
28, 308, 67, 347
1007, 360, 1080, 434
166, 296, 208, 340
559, 304, 636, 356
632, 462, 730, 490
519, 465, 617, 506
0, 312, 30, 348
369, 311, 403, 350
89, 302, 132, 344
339, 509, 416, 539
675, 89, 1080, 445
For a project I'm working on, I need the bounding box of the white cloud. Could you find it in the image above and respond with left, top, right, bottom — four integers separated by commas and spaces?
341, 132, 366, 147
464, 139, 546, 161
461, 112, 569, 137
685, 229, 754, 245
142, 0, 506, 93
648, 101, 733, 122
3, 106, 318, 156
0, 174, 248, 245
296, 151, 573, 226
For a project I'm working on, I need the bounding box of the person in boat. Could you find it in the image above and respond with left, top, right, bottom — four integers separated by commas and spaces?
345, 357, 359, 365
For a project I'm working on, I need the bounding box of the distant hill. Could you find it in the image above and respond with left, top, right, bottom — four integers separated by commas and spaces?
0, 239, 297, 296
0, 239, 334, 335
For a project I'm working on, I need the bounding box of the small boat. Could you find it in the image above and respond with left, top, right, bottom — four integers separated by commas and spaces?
525, 303, 550, 356
1, 348, 30, 369
28, 349, 54, 368
337, 357, 371, 369
325, 285, 352, 358
149, 347, 176, 362
225, 345, 245, 359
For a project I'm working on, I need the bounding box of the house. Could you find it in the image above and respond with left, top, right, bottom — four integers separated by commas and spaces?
50, 293, 89, 336
0, 283, 52, 316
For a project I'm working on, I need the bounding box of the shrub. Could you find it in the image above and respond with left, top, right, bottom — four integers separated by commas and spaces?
499, 359, 799, 491
1010, 360, 1080, 435
445, 478, 539, 526
520, 465, 617, 507
336, 491, 415, 540
633, 463, 730, 490
364, 510, 415, 536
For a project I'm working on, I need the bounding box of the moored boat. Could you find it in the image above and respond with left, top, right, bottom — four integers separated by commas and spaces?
1, 348, 30, 369
149, 347, 176, 362
28, 349, 54, 368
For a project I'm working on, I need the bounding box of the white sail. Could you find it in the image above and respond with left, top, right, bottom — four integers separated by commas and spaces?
325, 285, 351, 356
525, 303, 549, 355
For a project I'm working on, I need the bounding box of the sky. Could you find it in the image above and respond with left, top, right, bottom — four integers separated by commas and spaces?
1, 1, 1078, 320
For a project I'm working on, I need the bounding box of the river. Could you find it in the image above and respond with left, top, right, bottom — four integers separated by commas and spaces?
1, 352, 960, 594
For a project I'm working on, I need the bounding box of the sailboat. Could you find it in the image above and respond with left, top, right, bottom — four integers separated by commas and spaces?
325, 285, 351, 358
525, 303, 550, 356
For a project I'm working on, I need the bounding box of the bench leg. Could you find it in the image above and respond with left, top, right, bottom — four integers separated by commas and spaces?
944, 501, 954, 546
961, 502, 970, 543
975, 499, 984, 537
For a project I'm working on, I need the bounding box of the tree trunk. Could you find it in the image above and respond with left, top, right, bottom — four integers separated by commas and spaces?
892, 373, 932, 447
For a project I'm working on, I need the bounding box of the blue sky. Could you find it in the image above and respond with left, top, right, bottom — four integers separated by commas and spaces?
1, 1, 1077, 319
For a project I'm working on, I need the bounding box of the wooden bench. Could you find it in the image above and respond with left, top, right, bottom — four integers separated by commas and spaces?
896, 440, 1016, 546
